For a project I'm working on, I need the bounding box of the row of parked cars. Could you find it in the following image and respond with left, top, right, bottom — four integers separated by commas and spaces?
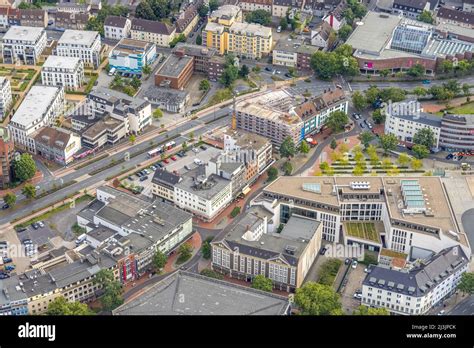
0, 242, 15, 279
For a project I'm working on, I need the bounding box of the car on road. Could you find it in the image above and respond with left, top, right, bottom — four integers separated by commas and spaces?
360, 122, 366, 128
285, 73, 292, 78
438, 310, 445, 315
353, 293, 362, 299
2, 257, 12, 263
163, 159, 169, 164
422, 79, 431, 84
0, 273, 10, 279
352, 260, 358, 269
345, 258, 351, 265
446, 153, 454, 160
2, 203, 9, 210
139, 175, 148, 182
265, 67, 272, 72
192, 148, 199, 153
37, 221, 44, 228
200, 145, 207, 150
319, 247, 327, 255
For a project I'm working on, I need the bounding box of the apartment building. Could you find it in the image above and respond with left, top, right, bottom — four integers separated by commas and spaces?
56, 29, 101, 68
439, 114, 474, 152
8, 85, 64, 153
254, 176, 471, 257
235, 88, 347, 147
175, 2, 199, 37
273, 38, 319, 69
41, 55, 85, 90
361, 246, 469, 315
0, 127, 14, 189
57, 3, 91, 13
16, 8, 48, 27
0, 77, 12, 119
154, 51, 194, 89
212, 208, 322, 292
151, 168, 181, 202
81, 114, 127, 149
141, 86, 189, 113
392, 0, 430, 18
206, 156, 246, 197
87, 87, 152, 134
436, 7, 474, 29
238, 0, 272, 12
54, 12, 89, 30
108, 38, 157, 75
1, 26, 47, 65
104, 15, 131, 40
208, 4, 242, 26
174, 166, 232, 221
32, 126, 81, 165
130, 18, 176, 47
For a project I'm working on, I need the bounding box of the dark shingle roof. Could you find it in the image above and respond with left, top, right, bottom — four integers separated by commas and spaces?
437, 7, 474, 25
131, 18, 175, 35
104, 15, 128, 28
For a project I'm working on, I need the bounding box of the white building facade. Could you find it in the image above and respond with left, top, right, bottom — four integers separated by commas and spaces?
0, 77, 12, 119
56, 29, 101, 68
1, 26, 47, 65
41, 55, 85, 90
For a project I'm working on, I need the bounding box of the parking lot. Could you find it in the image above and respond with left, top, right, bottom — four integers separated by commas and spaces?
123, 145, 223, 198
340, 263, 366, 314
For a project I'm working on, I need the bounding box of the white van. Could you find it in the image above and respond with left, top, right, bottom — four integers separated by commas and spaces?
75, 233, 87, 246
194, 158, 203, 165
108, 67, 116, 76
277, 26, 282, 33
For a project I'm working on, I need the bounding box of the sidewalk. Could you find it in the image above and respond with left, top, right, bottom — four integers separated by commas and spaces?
163, 232, 202, 273
0, 170, 43, 196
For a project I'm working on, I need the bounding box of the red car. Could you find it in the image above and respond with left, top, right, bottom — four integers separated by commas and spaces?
170, 156, 177, 161
163, 159, 169, 164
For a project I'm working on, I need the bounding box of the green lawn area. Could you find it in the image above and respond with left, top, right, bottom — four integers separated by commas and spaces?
344, 222, 380, 242
445, 102, 474, 114
380, 248, 407, 259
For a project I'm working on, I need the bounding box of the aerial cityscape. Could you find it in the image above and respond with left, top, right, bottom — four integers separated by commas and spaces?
0, 0, 473, 323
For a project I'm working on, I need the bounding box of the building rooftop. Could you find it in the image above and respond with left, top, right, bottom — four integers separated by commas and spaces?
58, 29, 99, 47
203, 21, 225, 33
104, 15, 129, 28
363, 246, 469, 297
87, 225, 117, 243
11, 85, 62, 128
156, 54, 193, 78
209, 5, 241, 21
81, 114, 123, 140
173, 42, 217, 58
131, 18, 175, 35
113, 271, 289, 315
42, 55, 81, 70
222, 128, 271, 152
229, 22, 272, 38
2, 25, 45, 42
393, 0, 428, 9
110, 38, 153, 56
142, 86, 189, 105
151, 168, 181, 186
32, 126, 78, 151
176, 168, 231, 201
89, 87, 149, 114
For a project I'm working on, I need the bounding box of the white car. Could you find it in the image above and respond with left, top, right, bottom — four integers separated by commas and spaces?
37, 221, 45, 228
192, 148, 199, 153
353, 293, 362, 299
351, 260, 358, 269
437, 310, 445, 316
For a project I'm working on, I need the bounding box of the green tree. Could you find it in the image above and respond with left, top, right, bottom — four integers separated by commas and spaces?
21, 183, 36, 199
310, 51, 338, 80
441, 60, 453, 74
320, 161, 330, 172
196, 34, 202, 45
169, 33, 186, 48
330, 138, 338, 150
407, 63, 425, 77
129, 134, 136, 144
246, 9, 272, 25
365, 86, 381, 105
177, 243, 192, 263
123, 85, 136, 96
199, 79, 211, 92
379, 134, 398, 154
352, 91, 367, 111
142, 65, 152, 75
359, 131, 374, 149
230, 206, 241, 218
130, 76, 141, 89
413, 128, 435, 149
294, 282, 342, 315
325, 111, 349, 133
47, 297, 95, 315
299, 140, 310, 154
353, 305, 389, 315
153, 108, 163, 119
413, 86, 427, 97
412, 144, 430, 159
266, 167, 278, 182
444, 80, 461, 94
418, 10, 433, 24
13, 153, 36, 182
338, 24, 352, 41
462, 83, 470, 96
280, 136, 296, 158
198, 4, 208, 17
279, 17, 288, 30
219, 65, 239, 87
410, 158, 423, 170
201, 237, 213, 259
239, 64, 250, 78
135, 0, 157, 20
93, 269, 123, 311
251, 275, 273, 292
209, 0, 218, 12
397, 153, 410, 166
200, 269, 223, 279
458, 272, 474, 295
152, 250, 167, 270
372, 109, 385, 124
3, 193, 16, 207
283, 161, 293, 176
353, 165, 364, 176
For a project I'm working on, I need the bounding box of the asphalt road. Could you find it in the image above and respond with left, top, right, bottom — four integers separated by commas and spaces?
448, 295, 474, 315
0, 108, 232, 225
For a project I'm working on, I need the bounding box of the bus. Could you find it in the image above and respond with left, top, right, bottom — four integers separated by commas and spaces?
147, 146, 163, 158
165, 141, 176, 150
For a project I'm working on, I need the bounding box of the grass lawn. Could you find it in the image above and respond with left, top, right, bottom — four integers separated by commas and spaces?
445, 102, 474, 114
345, 222, 380, 242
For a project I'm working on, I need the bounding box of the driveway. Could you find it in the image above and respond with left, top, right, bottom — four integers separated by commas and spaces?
340, 264, 365, 314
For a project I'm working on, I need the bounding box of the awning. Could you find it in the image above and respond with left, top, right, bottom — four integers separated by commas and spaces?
242, 187, 251, 195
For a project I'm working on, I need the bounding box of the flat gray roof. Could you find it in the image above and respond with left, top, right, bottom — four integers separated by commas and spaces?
11, 86, 62, 128
3, 25, 44, 42
43, 55, 81, 70
113, 271, 289, 315
176, 170, 231, 201
156, 54, 193, 78
58, 29, 99, 47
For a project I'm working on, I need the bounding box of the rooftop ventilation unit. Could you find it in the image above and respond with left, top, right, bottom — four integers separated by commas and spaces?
285, 245, 297, 255
350, 181, 371, 190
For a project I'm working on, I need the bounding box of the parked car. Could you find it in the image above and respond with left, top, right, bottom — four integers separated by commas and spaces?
150, 165, 157, 171
0, 273, 10, 279
163, 159, 169, 164
5, 265, 15, 271
285, 73, 292, 78
200, 145, 207, 150
22, 239, 32, 244
37, 221, 44, 228
353, 293, 362, 299
192, 148, 199, 153
2, 257, 12, 263
143, 169, 150, 175
31, 223, 39, 230
422, 79, 431, 85
139, 175, 148, 182
445, 153, 454, 160
319, 247, 327, 255
2, 204, 9, 210
156, 162, 164, 168
170, 156, 177, 161
367, 123, 373, 130
136, 171, 143, 177
265, 67, 272, 72
352, 260, 358, 269
437, 310, 445, 315
457, 155, 464, 161
364, 267, 371, 273
345, 258, 351, 265
360, 122, 366, 128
